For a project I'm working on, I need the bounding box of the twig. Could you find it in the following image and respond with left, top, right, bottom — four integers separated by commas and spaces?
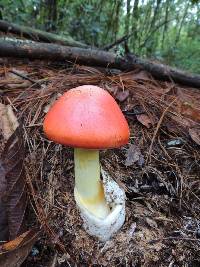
123, 111, 145, 116
25, 123, 43, 128
102, 33, 133, 51
9, 69, 38, 84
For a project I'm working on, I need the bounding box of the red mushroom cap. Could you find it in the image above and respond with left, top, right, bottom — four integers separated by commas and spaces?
43, 85, 130, 149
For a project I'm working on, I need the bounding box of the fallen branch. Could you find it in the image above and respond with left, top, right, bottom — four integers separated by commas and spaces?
0, 38, 116, 67
0, 38, 199, 88
125, 54, 200, 88
0, 20, 88, 48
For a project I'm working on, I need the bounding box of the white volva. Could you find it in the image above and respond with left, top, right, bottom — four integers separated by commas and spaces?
74, 148, 125, 241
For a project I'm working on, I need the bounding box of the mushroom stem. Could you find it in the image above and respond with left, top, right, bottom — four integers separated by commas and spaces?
74, 148, 110, 219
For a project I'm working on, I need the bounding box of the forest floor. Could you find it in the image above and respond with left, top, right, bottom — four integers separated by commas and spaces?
0, 58, 200, 267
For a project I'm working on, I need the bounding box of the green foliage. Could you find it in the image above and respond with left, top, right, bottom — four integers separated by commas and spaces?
0, 0, 199, 73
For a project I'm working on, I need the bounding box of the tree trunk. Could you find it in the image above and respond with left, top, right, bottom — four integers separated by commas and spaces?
0, 38, 200, 88
145, 0, 162, 55
162, 0, 170, 49
125, 0, 131, 36
114, 0, 122, 41
139, 0, 153, 49
45, 0, 57, 32
0, 4, 3, 20
175, 2, 189, 46
131, 0, 139, 50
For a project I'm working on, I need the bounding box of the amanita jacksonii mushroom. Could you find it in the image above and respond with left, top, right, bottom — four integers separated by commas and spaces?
43, 85, 130, 241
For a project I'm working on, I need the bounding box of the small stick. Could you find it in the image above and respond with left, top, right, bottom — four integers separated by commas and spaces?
9, 69, 38, 84
102, 33, 133, 51
123, 111, 145, 116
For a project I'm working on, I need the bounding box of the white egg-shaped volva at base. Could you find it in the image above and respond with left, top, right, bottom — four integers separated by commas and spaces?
74, 168, 126, 242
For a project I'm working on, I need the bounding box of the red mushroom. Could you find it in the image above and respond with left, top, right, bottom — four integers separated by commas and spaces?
44, 85, 129, 240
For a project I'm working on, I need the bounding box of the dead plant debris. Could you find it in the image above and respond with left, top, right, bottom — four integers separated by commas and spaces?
0, 229, 39, 267
0, 58, 200, 266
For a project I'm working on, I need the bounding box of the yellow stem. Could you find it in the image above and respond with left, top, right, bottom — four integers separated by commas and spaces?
74, 148, 110, 219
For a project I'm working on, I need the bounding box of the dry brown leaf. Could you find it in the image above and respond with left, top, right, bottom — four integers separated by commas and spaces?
179, 102, 200, 123
115, 90, 129, 102
176, 87, 200, 123
189, 128, 200, 145
165, 114, 197, 134
0, 104, 19, 140
0, 230, 39, 267
145, 217, 158, 229
0, 126, 27, 240
136, 114, 152, 128
125, 144, 144, 167
122, 70, 150, 81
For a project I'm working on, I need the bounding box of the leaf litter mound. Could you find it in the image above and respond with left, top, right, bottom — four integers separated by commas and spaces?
0, 58, 200, 266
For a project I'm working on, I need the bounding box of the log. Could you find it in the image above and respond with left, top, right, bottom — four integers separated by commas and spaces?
124, 54, 200, 88
0, 38, 199, 88
0, 38, 117, 66
0, 20, 88, 48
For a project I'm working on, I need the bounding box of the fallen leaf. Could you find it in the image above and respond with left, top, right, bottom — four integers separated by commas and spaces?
132, 70, 151, 80
166, 114, 196, 134
125, 144, 144, 167
0, 126, 27, 240
0, 104, 19, 140
136, 114, 152, 128
189, 128, 200, 145
115, 90, 129, 102
145, 217, 158, 229
0, 230, 39, 267
179, 101, 200, 123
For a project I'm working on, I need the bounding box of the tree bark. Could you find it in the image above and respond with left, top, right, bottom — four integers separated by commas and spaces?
113, 0, 122, 41
0, 38, 199, 88
162, 0, 170, 49
175, 2, 189, 46
131, 0, 139, 50
47, 0, 58, 31
0, 38, 116, 66
0, 20, 88, 48
125, 0, 131, 36
144, 0, 162, 55
125, 54, 200, 88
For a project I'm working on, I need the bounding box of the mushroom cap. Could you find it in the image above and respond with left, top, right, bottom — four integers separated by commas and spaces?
43, 85, 130, 149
